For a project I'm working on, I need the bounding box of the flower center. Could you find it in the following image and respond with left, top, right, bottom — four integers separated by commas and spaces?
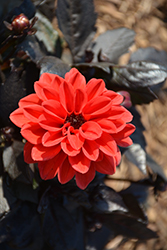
65, 113, 85, 129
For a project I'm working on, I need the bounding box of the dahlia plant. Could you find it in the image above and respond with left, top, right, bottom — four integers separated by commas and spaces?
0, 0, 166, 249
10, 68, 135, 189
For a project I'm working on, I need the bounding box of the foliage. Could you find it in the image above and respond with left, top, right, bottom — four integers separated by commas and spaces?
0, 0, 166, 249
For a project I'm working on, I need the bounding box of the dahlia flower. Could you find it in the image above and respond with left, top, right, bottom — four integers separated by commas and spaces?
10, 68, 135, 189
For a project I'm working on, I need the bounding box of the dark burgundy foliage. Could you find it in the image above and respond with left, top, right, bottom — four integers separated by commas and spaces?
0, 0, 166, 249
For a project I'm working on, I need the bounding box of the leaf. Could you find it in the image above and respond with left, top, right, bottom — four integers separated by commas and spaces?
39, 56, 71, 77
0, 201, 42, 249
17, 36, 44, 63
90, 28, 135, 63
120, 106, 146, 155
120, 193, 147, 222
2, 140, 24, 180
0, 179, 9, 215
86, 225, 111, 250
89, 184, 128, 213
100, 213, 157, 240
120, 182, 149, 204
34, 11, 60, 55
129, 47, 167, 65
129, 48, 167, 95
129, 107, 146, 150
16, 152, 35, 184
0, 68, 26, 127
56, 0, 97, 63
2, 172, 39, 205
112, 61, 167, 88
146, 153, 167, 182
125, 144, 147, 175
74, 62, 113, 82
43, 199, 77, 250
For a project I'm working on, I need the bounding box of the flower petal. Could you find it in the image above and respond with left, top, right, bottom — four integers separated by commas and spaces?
75, 163, 95, 189
42, 131, 64, 147
38, 150, 66, 180
39, 72, 56, 84
112, 124, 136, 139
74, 89, 87, 114
109, 105, 133, 121
114, 136, 133, 147
61, 137, 80, 156
69, 151, 91, 174
94, 154, 116, 175
19, 94, 41, 108
103, 90, 124, 105
24, 142, 36, 163
59, 81, 74, 113
82, 140, 99, 161
50, 75, 65, 89
10, 108, 29, 128
31, 143, 61, 161
109, 119, 126, 132
39, 113, 63, 131
114, 147, 121, 166
83, 96, 111, 120
68, 127, 84, 150
86, 78, 105, 101
96, 132, 117, 156
42, 87, 59, 101
58, 157, 76, 184
23, 105, 43, 123
96, 119, 118, 133
42, 100, 67, 120
65, 68, 86, 89
79, 121, 102, 140
34, 81, 50, 100
21, 123, 45, 144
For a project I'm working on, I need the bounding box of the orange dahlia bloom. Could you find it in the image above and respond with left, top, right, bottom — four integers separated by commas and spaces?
10, 68, 135, 189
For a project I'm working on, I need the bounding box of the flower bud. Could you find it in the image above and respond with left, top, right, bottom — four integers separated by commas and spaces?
11, 14, 30, 34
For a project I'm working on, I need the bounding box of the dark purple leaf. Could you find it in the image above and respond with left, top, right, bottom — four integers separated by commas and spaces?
129, 47, 167, 65
17, 36, 44, 63
125, 144, 147, 175
0, 201, 42, 249
120, 193, 147, 222
56, 0, 97, 63
124, 107, 147, 174
0, 68, 26, 127
112, 61, 167, 88
86, 226, 111, 250
43, 199, 77, 250
100, 213, 157, 240
90, 28, 135, 63
2, 141, 24, 180
129, 48, 167, 95
129, 107, 146, 149
120, 182, 149, 204
146, 153, 167, 182
39, 56, 71, 77
2, 172, 39, 205
90, 184, 128, 213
